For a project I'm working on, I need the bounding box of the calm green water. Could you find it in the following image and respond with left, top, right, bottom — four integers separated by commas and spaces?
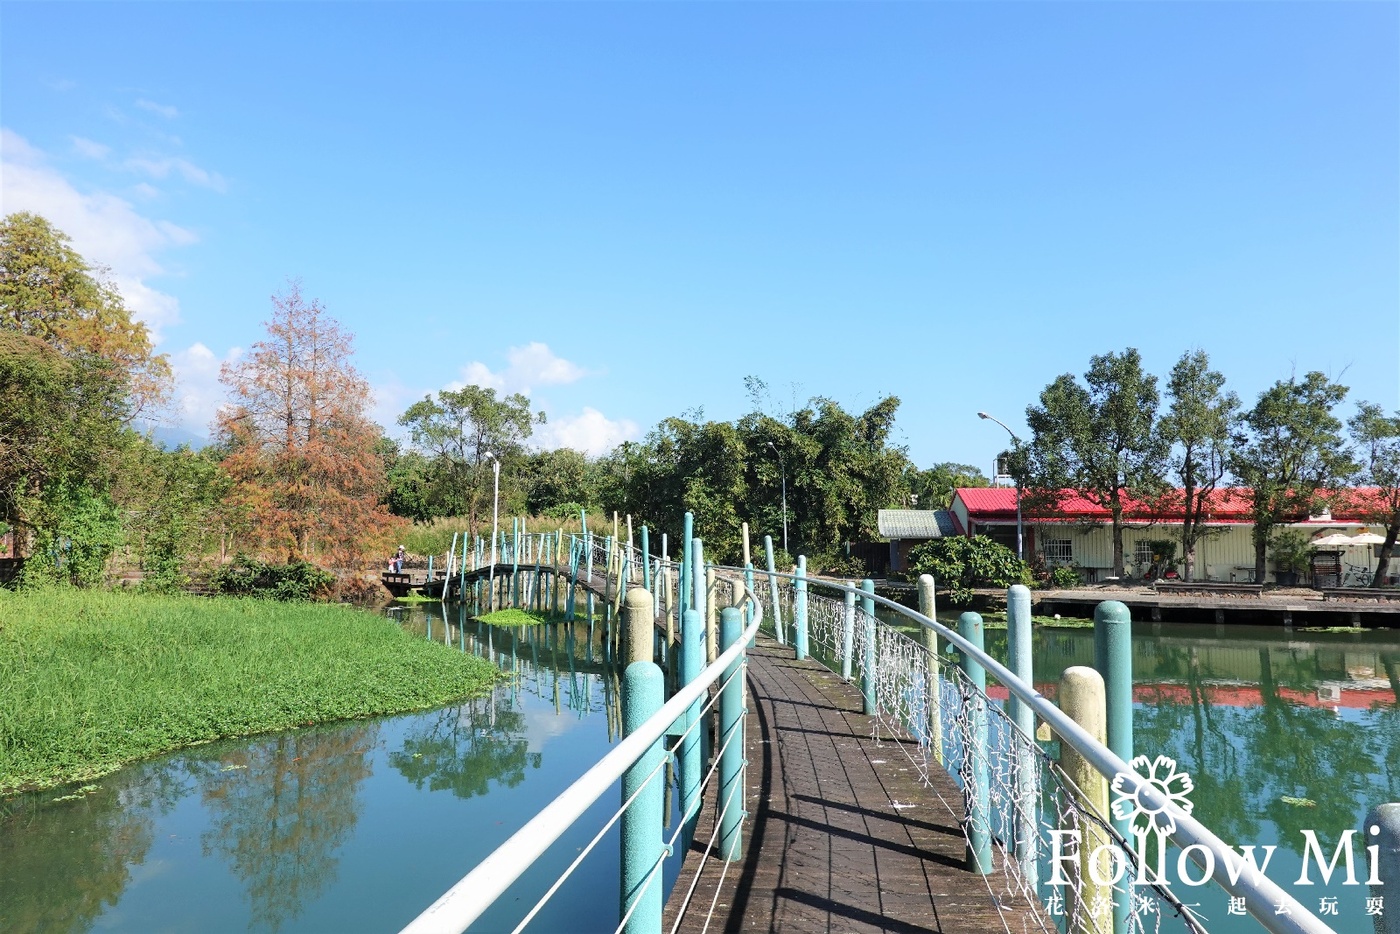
0, 606, 677, 934
2, 608, 1396, 932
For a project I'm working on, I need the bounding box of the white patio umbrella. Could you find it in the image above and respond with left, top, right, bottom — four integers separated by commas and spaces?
1309, 533, 1357, 548
1348, 531, 1387, 545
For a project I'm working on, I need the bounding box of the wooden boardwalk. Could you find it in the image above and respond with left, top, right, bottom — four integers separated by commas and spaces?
664, 637, 1043, 934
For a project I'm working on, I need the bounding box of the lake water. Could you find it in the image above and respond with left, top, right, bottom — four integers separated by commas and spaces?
2, 605, 1396, 933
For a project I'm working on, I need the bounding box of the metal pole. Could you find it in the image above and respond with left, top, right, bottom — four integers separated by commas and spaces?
619, 660, 664, 934
718, 606, 745, 860
794, 555, 808, 661
764, 535, 784, 645
917, 574, 942, 764
958, 611, 992, 874
861, 578, 876, 715
977, 411, 1024, 560
1007, 584, 1037, 890
1094, 599, 1134, 934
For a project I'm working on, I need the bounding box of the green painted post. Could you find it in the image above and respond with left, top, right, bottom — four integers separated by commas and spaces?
743, 562, 757, 647
586, 528, 595, 625
958, 611, 993, 874
641, 525, 651, 591
620, 660, 665, 934
718, 607, 745, 860
691, 538, 706, 621
917, 575, 941, 763
841, 589, 856, 681
680, 512, 694, 612
679, 608, 703, 840
1006, 584, 1037, 890
511, 518, 521, 608
1094, 599, 1133, 934
861, 579, 876, 715
763, 535, 784, 645
794, 556, 808, 660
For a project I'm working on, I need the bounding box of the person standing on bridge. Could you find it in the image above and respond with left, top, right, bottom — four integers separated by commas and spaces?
394, 545, 405, 573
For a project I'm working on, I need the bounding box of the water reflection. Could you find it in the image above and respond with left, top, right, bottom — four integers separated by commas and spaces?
194, 725, 378, 932
391, 699, 540, 799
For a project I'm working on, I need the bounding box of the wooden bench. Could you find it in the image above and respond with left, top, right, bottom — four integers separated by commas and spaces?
1153, 580, 1264, 596
1319, 587, 1400, 602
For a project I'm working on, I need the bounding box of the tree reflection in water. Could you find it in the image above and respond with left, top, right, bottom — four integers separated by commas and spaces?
389, 685, 542, 799
0, 769, 185, 933
193, 724, 378, 932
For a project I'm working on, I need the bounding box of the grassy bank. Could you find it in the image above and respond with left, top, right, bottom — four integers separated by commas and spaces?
0, 589, 499, 795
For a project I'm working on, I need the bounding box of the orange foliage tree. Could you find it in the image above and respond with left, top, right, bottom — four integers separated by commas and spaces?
216, 282, 400, 570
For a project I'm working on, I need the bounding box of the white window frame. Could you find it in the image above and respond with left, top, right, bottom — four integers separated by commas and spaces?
1043, 538, 1073, 565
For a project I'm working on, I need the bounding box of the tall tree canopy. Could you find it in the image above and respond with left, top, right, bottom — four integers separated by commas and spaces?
1230, 372, 1354, 583
1347, 402, 1400, 587
1160, 350, 1238, 581
0, 212, 170, 416
217, 282, 397, 567
397, 386, 542, 537
1025, 348, 1168, 577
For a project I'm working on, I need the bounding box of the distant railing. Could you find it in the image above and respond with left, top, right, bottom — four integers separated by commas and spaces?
401, 514, 763, 934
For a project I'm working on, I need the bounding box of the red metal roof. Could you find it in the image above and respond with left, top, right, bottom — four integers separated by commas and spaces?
954, 487, 1390, 524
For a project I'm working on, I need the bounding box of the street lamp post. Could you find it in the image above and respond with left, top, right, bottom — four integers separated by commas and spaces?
977, 412, 1024, 561
766, 441, 789, 555
484, 451, 500, 610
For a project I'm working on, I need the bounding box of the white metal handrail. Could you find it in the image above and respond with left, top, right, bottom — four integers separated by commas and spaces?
729, 566, 1332, 934
400, 582, 764, 934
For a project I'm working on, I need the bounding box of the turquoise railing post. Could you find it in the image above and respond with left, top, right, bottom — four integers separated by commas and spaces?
585, 528, 596, 625
1094, 599, 1133, 934
763, 535, 784, 645
793, 556, 808, 660
917, 574, 941, 763
679, 607, 704, 843
958, 611, 993, 874
512, 519, 521, 608
691, 538, 706, 620
619, 660, 664, 934
860, 578, 876, 715
680, 512, 694, 613
1006, 584, 1037, 890
718, 606, 745, 860
567, 536, 580, 620
640, 526, 651, 591
743, 562, 757, 647
841, 589, 855, 681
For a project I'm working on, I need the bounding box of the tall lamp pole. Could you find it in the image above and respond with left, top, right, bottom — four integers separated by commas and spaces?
977, 412, 1023, 561
484, 451, 500, 610
766, 441, 789, 555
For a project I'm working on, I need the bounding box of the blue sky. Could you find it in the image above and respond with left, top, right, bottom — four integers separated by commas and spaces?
2, 2, 1396, 471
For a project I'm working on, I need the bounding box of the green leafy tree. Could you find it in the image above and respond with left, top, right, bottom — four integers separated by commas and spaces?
15, 478, 124, 588
906, 535, 1029, 605
1230, 372, 1354, 583
520, 447, 593, 516
0, 332, 129, 576
397, 386, 543, 536
907, 462, 990, 509
1347, 402, 1400, 586
1025, 348, 1168, 577
1160, 350, 1239, 581
0, 212, 170, 417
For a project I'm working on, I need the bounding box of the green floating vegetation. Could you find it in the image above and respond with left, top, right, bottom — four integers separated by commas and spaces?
476, 608, 566, 626
0, 588, 500, 796
1298, 626, 1367, 634
1280, 796, 1317, 808
392, 593, 436, 604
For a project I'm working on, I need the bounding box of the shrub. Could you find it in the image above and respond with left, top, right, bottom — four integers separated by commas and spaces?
209, 554, 336, 601
1049, 565, 1081, 589
907, 535, 1030, 605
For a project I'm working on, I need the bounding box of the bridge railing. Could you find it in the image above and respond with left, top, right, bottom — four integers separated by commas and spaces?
401, 541, 764, 934
737, 565, 1333, 934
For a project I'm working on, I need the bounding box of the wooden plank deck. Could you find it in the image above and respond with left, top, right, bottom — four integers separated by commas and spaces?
664, 637, 1043, 934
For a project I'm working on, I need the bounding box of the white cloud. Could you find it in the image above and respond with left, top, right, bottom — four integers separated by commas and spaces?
1, 128, 196, 339
125, 154, 226, 192
535, 408, 640, 457
135, 98, 179, 119
132, 182, 161, 200
453, 342, 589, 395
70, 136, 110, 160
169, 342, 241, 435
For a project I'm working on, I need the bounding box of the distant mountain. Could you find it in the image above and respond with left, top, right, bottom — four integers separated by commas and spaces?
149, 424, 211, 451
